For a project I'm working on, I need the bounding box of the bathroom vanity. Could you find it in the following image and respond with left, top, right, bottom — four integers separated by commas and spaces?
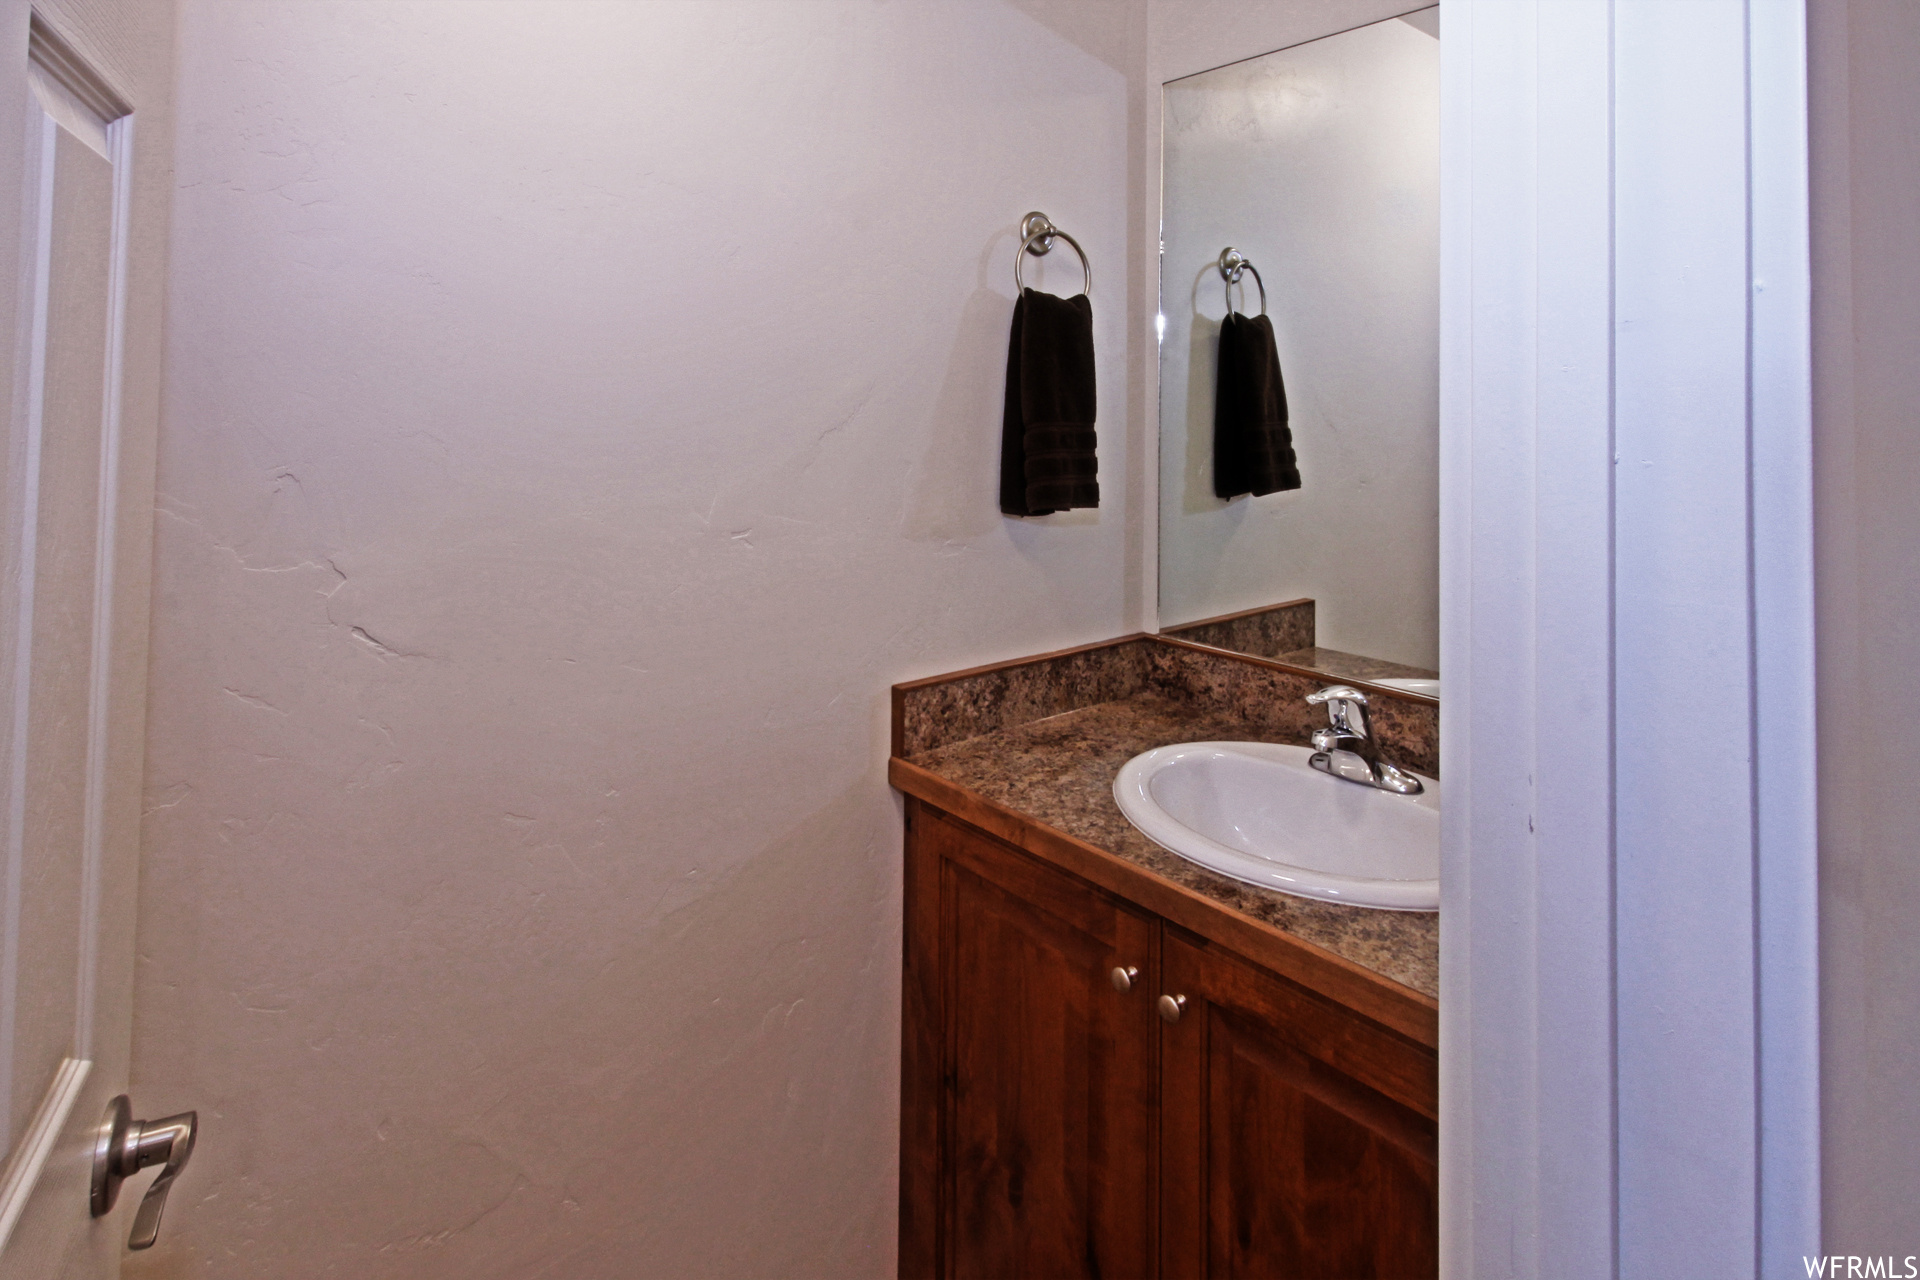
891, 635, 1439, 1279
894, 8, 1450, 1272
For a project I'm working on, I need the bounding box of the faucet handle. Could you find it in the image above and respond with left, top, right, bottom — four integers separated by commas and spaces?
1306, 685, 1372, 737
1304, 684, 1424, 795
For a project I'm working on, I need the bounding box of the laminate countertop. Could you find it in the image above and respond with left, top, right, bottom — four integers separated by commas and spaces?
902, 689, 1439, 1001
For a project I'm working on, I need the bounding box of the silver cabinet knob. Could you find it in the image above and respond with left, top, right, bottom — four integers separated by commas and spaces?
92, 1095, 197, 1250
1110, 966, 1139, 993
1158, 993, 1188, 1024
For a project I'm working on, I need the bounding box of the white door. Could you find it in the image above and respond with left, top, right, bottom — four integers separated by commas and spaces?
0, 18, 183, 1278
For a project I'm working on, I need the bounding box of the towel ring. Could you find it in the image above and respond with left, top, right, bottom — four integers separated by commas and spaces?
1015, 211, 1092, 297
1218, 247, 1267, 317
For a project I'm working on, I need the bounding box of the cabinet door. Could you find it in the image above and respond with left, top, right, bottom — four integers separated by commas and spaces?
901, 803, 1157, 1280
1159, 932, 1438, 1279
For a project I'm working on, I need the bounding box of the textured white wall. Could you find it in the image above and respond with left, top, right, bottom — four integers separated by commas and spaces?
129, 3, 1143, 1275
1811, 0, 1920, 1252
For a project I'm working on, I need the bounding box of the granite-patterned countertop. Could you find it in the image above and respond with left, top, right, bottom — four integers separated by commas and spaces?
911, 690, 1439, 999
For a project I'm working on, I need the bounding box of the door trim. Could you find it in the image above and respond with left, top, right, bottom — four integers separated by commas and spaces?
1438, 0, 1820, 1273
0, 1057, 89, 1254
0, 14, 135, 1120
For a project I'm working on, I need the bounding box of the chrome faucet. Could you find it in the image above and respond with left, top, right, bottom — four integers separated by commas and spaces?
1306, 685, 1424, 795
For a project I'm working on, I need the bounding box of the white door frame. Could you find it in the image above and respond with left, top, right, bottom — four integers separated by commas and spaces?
1439, 0, 1820, 1274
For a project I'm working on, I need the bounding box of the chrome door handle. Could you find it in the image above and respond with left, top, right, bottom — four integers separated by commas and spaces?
91, 1095, 197, 1250
1158, 993, 1188, 1024
1110, 965, 1140, 993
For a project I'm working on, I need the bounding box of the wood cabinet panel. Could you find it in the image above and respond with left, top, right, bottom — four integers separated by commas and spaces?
902, 801, 1158, 1280
900, 800, 945, 1279
1159, 933, 1438, 1279
901, 799, 1438, 1280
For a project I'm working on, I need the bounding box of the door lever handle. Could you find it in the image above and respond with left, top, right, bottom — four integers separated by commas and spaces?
91, 1095, 197, 1250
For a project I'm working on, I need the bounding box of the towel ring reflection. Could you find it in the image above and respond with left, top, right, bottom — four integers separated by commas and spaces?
1015, 211, 1092, 296
1218, 247, 1266, 316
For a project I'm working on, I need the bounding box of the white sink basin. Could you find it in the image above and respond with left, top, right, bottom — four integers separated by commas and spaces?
1113, 742, 1439, 911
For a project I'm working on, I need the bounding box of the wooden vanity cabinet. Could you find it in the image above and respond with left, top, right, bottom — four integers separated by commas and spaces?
901, 801, 1158, 1280
1158, 932, 1438, 1278
900, 798, 1438, 1280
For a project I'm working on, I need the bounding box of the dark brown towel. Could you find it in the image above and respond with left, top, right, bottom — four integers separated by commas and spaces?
1214, 312, 1301, 498
1000, 288, 1098, 516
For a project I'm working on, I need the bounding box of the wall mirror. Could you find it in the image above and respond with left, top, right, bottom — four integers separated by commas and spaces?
1156, 9, 1440, 701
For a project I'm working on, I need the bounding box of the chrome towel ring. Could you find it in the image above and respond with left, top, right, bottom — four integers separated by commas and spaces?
1016, 211, 1092, 296
1218, 247, 1267, 317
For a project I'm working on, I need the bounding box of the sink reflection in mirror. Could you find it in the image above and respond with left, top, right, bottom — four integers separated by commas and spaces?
1156, 10, 1439, 692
